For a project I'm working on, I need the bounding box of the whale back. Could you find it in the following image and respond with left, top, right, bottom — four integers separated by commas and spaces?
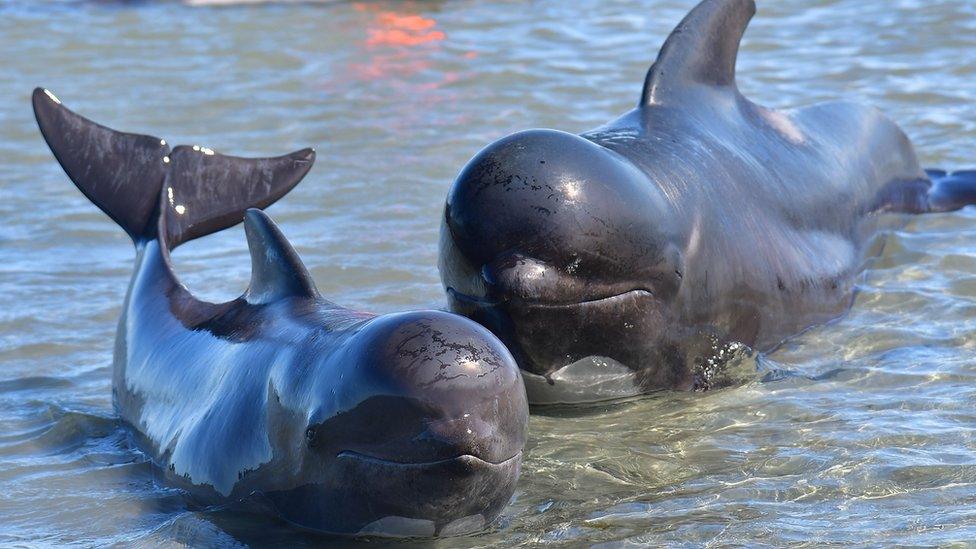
641, 0, 756, 104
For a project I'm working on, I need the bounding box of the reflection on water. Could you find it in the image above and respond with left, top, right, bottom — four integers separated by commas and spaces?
342, 6, 457, 93
361, 6, 445, 48
2, 0, 976, 545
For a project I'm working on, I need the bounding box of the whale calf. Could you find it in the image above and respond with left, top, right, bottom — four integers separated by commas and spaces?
33, 88, 528, 536
438, 0, 976, 403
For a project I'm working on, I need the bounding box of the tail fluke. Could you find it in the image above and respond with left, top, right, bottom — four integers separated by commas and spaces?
926, 169, 976, 212
32, 87, 316, 247
161, 145, 315, 248
32, 88, 170, 241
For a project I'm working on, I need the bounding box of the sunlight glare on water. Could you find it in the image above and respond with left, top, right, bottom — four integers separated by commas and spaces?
2, 0, 976, 545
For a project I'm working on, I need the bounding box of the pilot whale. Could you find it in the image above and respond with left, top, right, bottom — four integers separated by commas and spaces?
33, 88, 528, 536
438, 0, 976, 403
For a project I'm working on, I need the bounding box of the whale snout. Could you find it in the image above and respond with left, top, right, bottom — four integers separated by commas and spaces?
280, 311, 528, 536
347, 310, 528, 466
440, 129, 684, 388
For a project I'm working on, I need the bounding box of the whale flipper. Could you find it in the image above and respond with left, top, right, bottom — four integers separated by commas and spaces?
927, 170, 976, 212
32, 88, 170, 241
641, 0, 756, 104
32, 87, 316, 247
161, 145, 315, 248
243, 208, 318, 304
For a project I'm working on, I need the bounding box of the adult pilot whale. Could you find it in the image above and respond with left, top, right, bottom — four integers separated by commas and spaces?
439, 0, 976, 403
32, 88, 528, 536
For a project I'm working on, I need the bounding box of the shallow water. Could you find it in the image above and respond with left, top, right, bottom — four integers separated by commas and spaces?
2, 0, 976, 545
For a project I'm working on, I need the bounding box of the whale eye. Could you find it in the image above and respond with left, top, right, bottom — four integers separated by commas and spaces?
305, 426, 318, 447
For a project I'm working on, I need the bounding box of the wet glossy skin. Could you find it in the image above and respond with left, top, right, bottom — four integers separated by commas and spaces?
33, 89, 528, 537
439, 0, 973, 402
119, 240, 526, 536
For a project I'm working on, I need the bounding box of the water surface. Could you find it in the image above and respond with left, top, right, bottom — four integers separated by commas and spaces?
3, 0, 976, 545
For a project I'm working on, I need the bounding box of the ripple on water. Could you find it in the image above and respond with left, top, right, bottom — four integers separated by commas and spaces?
3, 0, 976, 545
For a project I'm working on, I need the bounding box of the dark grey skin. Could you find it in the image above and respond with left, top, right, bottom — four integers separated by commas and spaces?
439, 0, 976, 403
33, 88, 528, 537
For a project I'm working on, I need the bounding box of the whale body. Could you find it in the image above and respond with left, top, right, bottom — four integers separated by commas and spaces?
438, 0, 976, 403
33, 88, 528, 536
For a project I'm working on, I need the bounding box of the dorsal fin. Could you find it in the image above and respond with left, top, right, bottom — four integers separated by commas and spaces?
641, 0, 756, 105
243, 208, 318, 304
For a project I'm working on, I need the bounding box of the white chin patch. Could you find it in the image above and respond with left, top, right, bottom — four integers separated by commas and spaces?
440, 514, 486, 536
356, 514, 486, 538
357, 516, 434, 538
522, 356, 641, 405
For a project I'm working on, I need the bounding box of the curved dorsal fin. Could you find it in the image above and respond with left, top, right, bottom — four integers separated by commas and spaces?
243, 209, 318, 304
641, 0, 756, 105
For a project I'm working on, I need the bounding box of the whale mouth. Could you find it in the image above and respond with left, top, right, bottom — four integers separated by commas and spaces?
336, 450, 523, 538
335, 450, 521, 467
517, 289, 654, 309
446, 286, 665, 386
264, 450, 522, 538
447, 287, 653, 309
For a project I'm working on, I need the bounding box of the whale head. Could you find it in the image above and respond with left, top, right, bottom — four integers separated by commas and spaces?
265, 309, 528, 537
439, 129, 688, 401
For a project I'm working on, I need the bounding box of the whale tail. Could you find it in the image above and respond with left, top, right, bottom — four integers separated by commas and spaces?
31, 87, 315, 248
